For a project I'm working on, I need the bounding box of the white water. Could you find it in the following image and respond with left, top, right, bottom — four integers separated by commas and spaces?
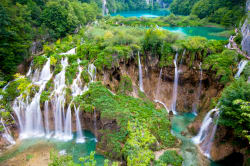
44, 101, 51, 138
138, 54, 144, 92
235, 60, 248, 79
0, 118, 16, 145
75, 105, 85, 143
171, 53, 179, 115
102, 0, 107, 16
59, 47, 76, 55
88, 64, 96, 83
192, 108, 219, 158
154, 100, 169, 113
64, 102, 73, 141
53, 58, 68, 140
14, 58, 52, 139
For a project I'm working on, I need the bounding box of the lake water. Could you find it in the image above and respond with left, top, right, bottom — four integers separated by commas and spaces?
0, 130, 105, 165
163, 27, 227, 40
110, 10, 170, 18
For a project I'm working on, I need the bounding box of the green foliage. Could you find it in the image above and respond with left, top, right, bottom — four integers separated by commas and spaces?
33, 56, 48, 69
203, 50, 238, 84
234, 33, 243, 45
40, 91, 50, 103
219, 79, 250, 142
155, 150, 183, 166
79, 82, 176, 160
170, 0, 199, 15
65, 63, 78, 85
117, 75, 133, 95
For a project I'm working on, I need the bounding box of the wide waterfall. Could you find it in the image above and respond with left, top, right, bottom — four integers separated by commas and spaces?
138, 54, 144, 92
235, 60, 248, 78
11, 48, 97, 143
171, 53, 179, 115
13, 57, 52, 139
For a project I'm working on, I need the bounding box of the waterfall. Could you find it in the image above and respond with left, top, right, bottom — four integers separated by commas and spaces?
14, 58, 52, 139
235, 60, 248, 79
53, 58, 68, 139
88, 64, 96, 83
44, 101, 51, 138
138, 54, 144, 92
75, 105, 85, 143
0, 118, 16, 145
72, 59, 83, 97
155, 68, 163, 100
154, 100, 169, 113
171, 53, 179, 115
192, 63, 203, 115
64, 103, 73, 141
102, 0, 107, 16
93, 109, 98, 142
192, 109, 220, 158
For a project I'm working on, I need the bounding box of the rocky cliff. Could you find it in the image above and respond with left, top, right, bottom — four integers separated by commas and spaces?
241, 0, 250, 56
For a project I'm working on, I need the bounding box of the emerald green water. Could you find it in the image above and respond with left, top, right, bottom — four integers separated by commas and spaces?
163, 27, 227, 40
0, 130, 105, 165
110, 10, 170, 18
171, 113, 198, 166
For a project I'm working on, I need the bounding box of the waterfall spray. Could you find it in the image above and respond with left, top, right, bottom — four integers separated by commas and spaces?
171, 53, 179, 115
138, 53, 144, 92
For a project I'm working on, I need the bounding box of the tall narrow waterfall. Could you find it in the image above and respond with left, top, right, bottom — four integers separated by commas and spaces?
64, 103, 73, 141
192, 109, 220, 158
0, 118, 16, 145
75, 105, 85, 143
235, 60, 248, 78
88, 64, 96, 83
53, 58, 68, 139
192, 63, 203, 115
44, 101, 51, 138
102, 0, 107, 16
138, 54, 144, 92
171, 53, 179, 115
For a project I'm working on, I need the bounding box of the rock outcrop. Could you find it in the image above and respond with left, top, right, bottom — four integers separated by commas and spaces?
241, 0, 250, 56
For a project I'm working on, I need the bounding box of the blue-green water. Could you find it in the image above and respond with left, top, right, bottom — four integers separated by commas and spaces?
0, 130, 105, 165
110, 10, 170, 18
172, 113, 225, 166
163, 27, 227, 40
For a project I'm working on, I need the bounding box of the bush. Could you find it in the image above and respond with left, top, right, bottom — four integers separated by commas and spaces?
155, 150, 183, 166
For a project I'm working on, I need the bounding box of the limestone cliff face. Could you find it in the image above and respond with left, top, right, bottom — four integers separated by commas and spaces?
241, 0, 250, 56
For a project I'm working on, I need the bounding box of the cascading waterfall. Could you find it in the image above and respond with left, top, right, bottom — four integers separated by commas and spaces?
171, 53, 179, 115
192, 63, 203, 115
193, 59, 249, 158
44, 101, 51, 138
0, 118, 16, 145
235, 60, 248, 78
93, 109, 98, 142
14, 57, 52, 139
102, 0, 107, 16
88, 64, 96, 83
192, 109, 219, 158
64, 102, 73, 141
138, 54, 144, 92
52, 58, 68, 139
75, 105, 85, 143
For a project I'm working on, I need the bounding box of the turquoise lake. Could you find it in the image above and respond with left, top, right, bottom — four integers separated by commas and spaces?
0, 130, 105, 165
110, 10, 170, 18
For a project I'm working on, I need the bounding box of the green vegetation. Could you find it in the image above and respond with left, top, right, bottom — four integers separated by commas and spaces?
203, 50, 239, 84
219, 78, 250, 143
117, 75, 133, 95
78, 82, 177, 163
0, 0, 99, 82
155, 150, 183, 166
170, 0, 245, 27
